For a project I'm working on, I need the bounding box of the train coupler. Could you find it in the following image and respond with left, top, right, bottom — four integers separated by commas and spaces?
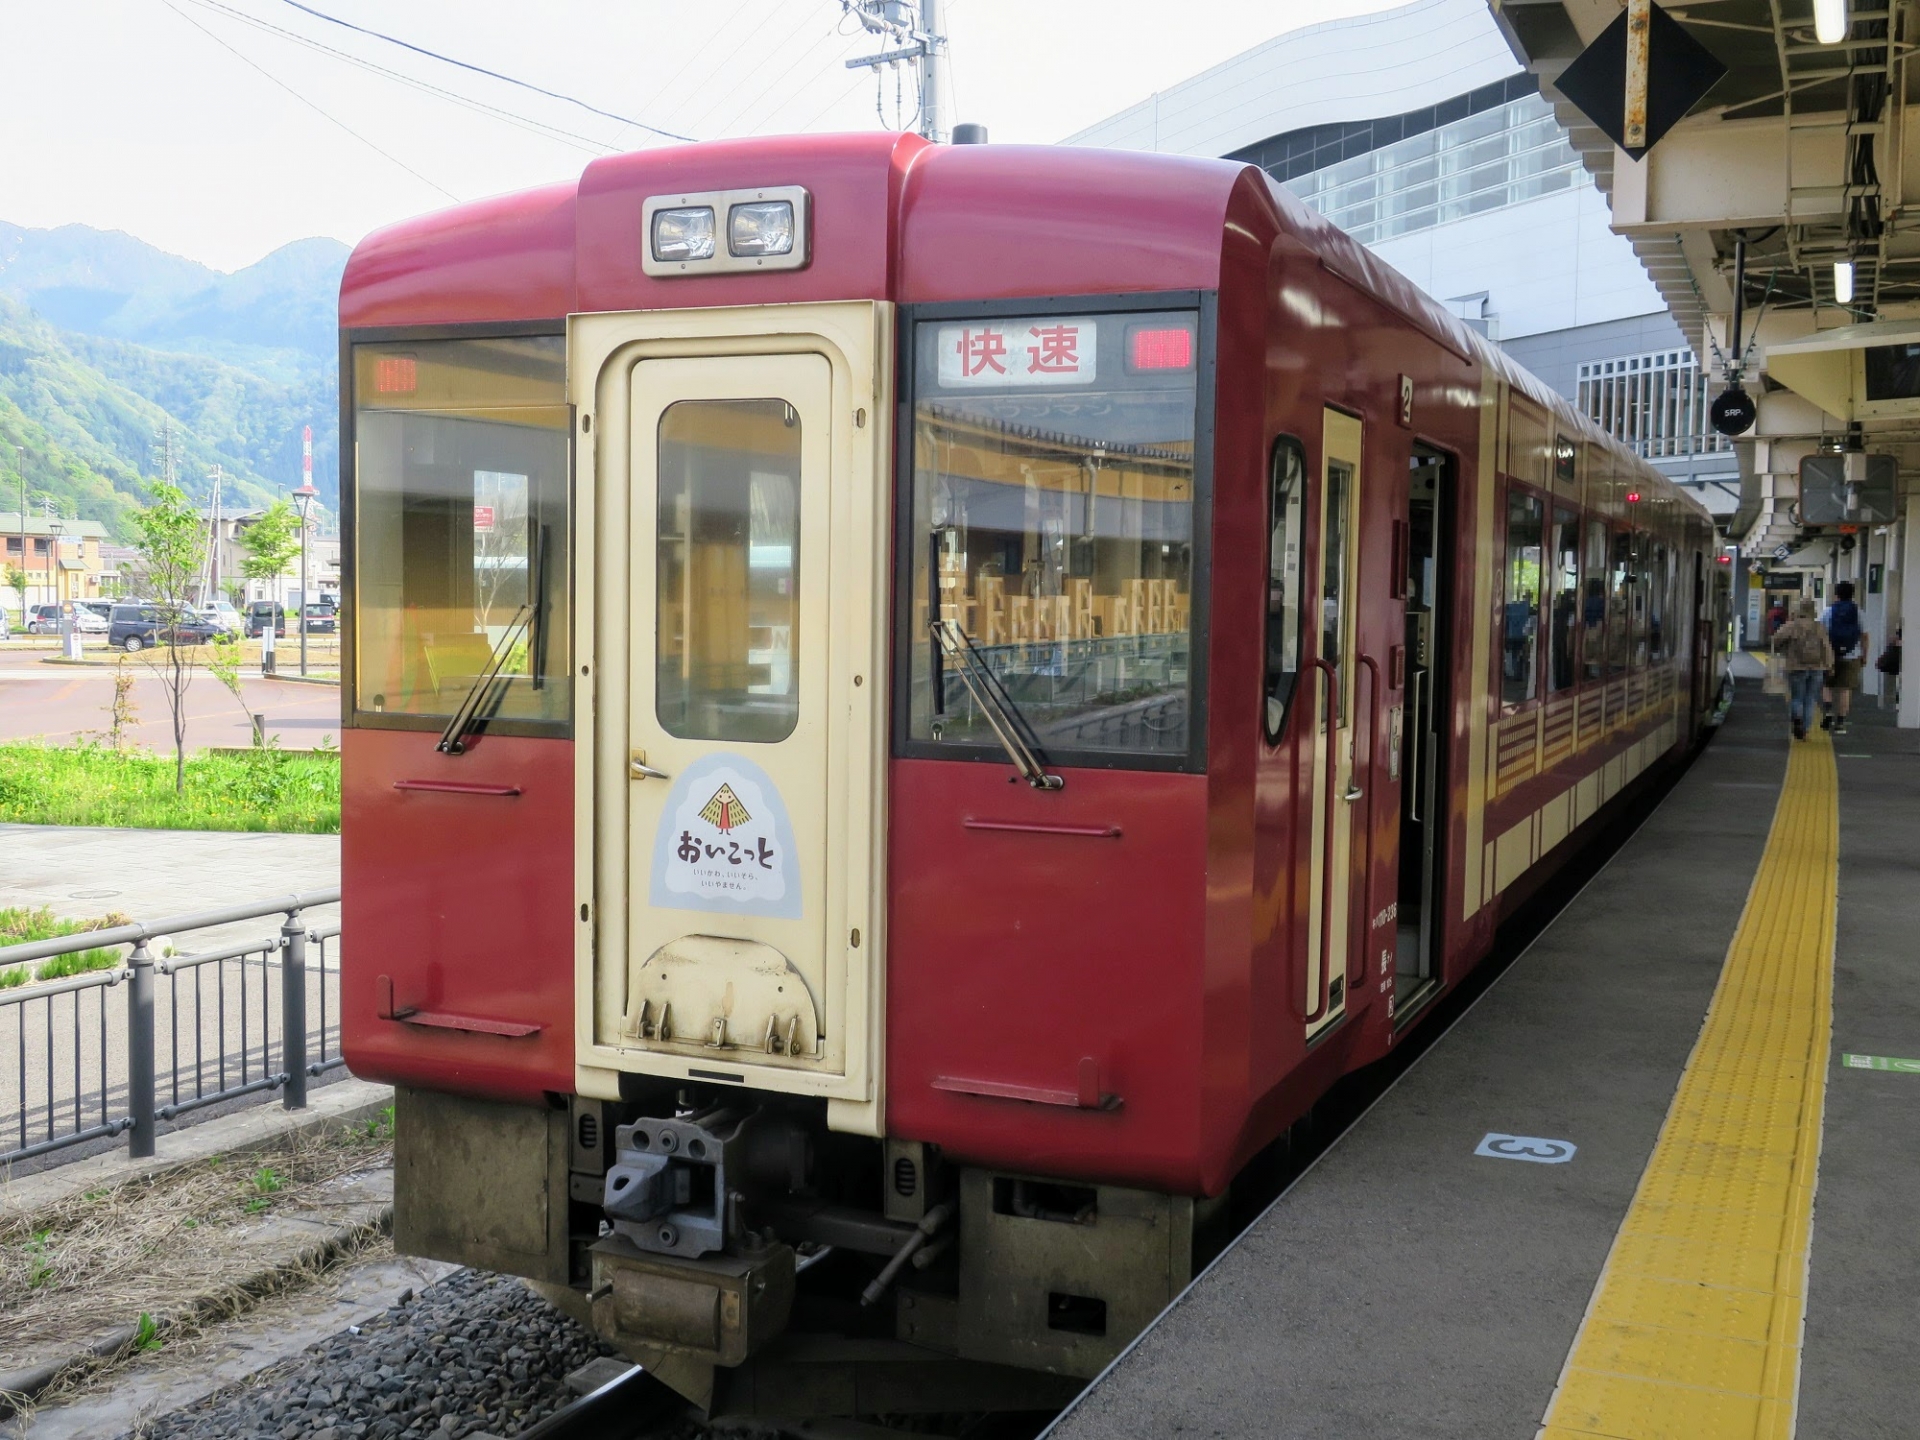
588, 1233, 795, 1368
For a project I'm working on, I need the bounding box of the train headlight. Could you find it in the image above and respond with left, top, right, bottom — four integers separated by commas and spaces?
651, 206, 716, 262
728, 200, 795, 257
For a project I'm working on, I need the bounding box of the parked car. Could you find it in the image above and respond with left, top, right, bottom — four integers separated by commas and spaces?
77, 599, 114, 624
109, 603, 217, 652
0, 609, 10, 640
199, 599, 242, 633
26, 604, 63, 634
25, 602, 106, 635
246, 602, 287, 639
301, 604, 336, 634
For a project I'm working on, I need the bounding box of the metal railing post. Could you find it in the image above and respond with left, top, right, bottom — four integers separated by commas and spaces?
281, 910, 308, 1110
127, 941, 156, 1158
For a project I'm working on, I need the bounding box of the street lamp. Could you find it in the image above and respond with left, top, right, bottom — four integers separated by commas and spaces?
49, 516, 79, 659
292, 480, 318, 677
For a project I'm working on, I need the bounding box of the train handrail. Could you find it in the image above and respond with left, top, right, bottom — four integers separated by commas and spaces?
1349, 653, 1382, 988
1304, 658, 1340, 1026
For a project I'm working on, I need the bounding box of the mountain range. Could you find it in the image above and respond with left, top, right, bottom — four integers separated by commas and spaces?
0, 221, 348, 538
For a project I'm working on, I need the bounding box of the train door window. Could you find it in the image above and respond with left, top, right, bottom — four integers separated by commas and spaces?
1264, 437, 1306, 741
1500, 486, 1543, 708
1548, 505, 1579, 692
1582, 519, 1608, 681
1321, 460, 1351, 704
1397, 444, 1451, 1022
1608, 528, 1633, 675
350, 336, 571, 728
655, 397, 802, 743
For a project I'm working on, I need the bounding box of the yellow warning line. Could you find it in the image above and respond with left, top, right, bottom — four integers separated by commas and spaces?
1538, 731, 1837, 1440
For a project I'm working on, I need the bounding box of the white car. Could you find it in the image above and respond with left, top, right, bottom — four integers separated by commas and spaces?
199, 601, 243, 634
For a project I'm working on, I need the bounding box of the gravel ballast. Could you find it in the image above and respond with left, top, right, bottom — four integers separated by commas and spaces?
137, 1268, 695, 1440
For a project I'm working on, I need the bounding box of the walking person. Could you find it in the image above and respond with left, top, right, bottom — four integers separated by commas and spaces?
1819, 580, 1868, 735
1771, 599, 1833, 741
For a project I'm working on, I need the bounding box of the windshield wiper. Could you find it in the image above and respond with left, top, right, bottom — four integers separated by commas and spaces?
930, 619, 1063, 790
437, 602, 532, 755
438, 522, 549, 755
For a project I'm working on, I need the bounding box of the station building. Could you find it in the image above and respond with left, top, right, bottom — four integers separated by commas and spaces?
1065, 0, 1743, 522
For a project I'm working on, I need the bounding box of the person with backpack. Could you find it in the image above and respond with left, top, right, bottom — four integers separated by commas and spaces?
1772, 599, 1834, 741
1819, 580, 1868, 735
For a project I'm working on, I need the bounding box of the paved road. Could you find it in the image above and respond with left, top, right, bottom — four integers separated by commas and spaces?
0, 825, 342, 1164
0, 662, 341, 752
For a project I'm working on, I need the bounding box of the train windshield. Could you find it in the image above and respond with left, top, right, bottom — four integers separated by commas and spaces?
902, 308, 1203, 767
349, 336, 570, 727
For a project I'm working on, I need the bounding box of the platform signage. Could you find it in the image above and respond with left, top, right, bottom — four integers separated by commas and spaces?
1474, 1133, 1577, 1164
1841, 1053, 1920, 1074
936, 318, 1099, 388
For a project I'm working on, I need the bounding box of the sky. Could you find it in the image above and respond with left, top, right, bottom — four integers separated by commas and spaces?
0, 0, 1405, 272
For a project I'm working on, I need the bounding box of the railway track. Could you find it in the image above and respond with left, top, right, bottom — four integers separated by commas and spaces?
514, 1364, 678, 1440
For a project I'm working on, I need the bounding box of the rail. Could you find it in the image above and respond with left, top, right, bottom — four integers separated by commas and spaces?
1, 889, 343, 1167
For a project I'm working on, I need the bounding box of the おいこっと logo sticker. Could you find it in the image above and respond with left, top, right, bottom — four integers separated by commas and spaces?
649, 755, 801, 919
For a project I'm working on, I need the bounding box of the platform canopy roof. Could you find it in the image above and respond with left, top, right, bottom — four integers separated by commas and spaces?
1489, 0, 1920, 548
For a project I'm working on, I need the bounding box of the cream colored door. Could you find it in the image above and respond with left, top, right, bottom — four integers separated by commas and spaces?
571, 303, 891, 1133
616, 352, 839, 1074
1305, 409, 1362, 1036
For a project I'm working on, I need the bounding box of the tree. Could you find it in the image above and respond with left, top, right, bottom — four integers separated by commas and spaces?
238, 501, 300, 591
129, 480, 207, 791
3, 563, 23, 622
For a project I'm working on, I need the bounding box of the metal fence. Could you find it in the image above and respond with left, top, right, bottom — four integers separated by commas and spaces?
1575, 348, 1733, 460
1, 890, 342, 1167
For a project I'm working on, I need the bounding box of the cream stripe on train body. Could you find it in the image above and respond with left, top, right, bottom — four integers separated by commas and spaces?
1537, 732, 1837, 1440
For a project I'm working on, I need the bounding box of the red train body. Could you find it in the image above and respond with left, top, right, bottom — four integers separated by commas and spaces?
339, 132, 1722, 1405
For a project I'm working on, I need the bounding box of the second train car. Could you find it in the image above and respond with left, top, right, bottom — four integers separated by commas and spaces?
338, 131, 1726, 1418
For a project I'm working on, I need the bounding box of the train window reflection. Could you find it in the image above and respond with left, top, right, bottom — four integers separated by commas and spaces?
351, 336, 569, 726
1322, 459, 1352, 691
1582, 519, 1608, 682
656, 398, 801, 744
1608, 529, 1633, 675
904, 309, 1200, 763
1501, 487, 1542, 707
1549, 505, 1579, 692
1265, 438, 1306, 741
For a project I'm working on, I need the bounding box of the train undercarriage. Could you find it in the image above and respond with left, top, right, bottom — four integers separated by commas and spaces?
394, 1084, 1223, 1424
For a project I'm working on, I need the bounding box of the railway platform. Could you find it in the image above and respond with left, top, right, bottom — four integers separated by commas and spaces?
1045, 682, 1919, 1440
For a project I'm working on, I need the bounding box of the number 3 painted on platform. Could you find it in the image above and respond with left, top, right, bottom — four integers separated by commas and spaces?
1474, 1132, 1577, 1164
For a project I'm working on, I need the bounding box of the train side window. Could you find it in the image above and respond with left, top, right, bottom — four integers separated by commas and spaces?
1582, 519, 1608, 681
1264, 437, 1307, 741
1548, 504, 1579, 692
1630, 529, 1652, 669
1608, 528, 1633, 676
1649, 538, 1669, 662
1500, 485, 1543, 708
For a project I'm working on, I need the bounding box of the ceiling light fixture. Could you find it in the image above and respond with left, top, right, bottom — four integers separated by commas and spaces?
1814, 0, 1848, 45
1834, 260, 1855, 305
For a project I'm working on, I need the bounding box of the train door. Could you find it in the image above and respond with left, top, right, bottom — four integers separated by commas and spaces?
1304, 409, 1363, 1036
1392, 444, 1452, 1019
569, 304, 890, 1127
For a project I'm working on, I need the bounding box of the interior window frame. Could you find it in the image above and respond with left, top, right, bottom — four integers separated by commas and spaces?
340, 320, 573, 738
889, 290, 1218, 776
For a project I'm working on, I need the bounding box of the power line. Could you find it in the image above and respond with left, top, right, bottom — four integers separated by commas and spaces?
179, 0, 618, 156
274, 0, 694, 143
686, 0, 841, 137
158, 0, 462, 200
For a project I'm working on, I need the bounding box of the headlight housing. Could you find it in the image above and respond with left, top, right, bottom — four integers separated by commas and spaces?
728, 201, 795, 257
651, 206, 716, 262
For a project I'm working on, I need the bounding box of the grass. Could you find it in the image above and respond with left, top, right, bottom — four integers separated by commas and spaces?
0, 742, 340, 835
0, 905, 126, 991
0, 1118, 395, 1401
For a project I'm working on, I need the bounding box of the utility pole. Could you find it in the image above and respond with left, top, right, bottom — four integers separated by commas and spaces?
843, 0, 949, 141
14, 445, 24, 616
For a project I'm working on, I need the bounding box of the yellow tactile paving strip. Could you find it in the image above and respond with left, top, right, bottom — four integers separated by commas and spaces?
1538, 731, 1837, 1440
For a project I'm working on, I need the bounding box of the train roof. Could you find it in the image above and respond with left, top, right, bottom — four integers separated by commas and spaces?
339, 131, 1709, 527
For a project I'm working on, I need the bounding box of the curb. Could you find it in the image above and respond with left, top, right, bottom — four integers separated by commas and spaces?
0, 1202, 394, 1417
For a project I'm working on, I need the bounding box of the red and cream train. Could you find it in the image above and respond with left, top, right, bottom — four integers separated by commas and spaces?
338, 131, 1725, 1416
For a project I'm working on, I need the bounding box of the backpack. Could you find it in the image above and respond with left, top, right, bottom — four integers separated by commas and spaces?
1828, 599, 1861, 656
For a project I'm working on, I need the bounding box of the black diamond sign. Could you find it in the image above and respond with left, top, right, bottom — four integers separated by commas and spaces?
1555, 2, 1727, 160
